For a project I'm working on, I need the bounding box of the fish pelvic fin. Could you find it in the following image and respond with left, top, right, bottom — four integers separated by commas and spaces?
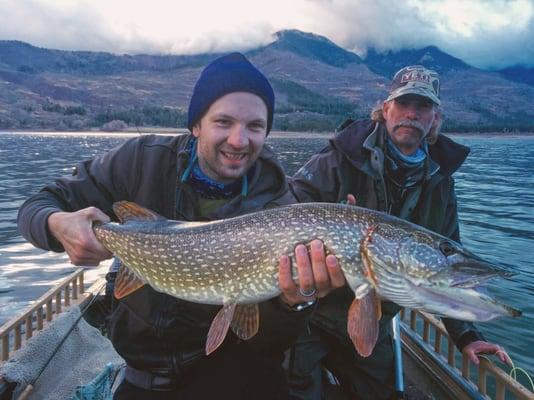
114, 263, 146, 299
231, 304, 260, 340
206, 303, 237, 355
113, 201, 166, 223
347, 289, 381, 358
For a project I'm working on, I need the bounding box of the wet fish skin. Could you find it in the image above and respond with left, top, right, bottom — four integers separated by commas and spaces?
93, 202, 520, 322
93, 201, 521, 356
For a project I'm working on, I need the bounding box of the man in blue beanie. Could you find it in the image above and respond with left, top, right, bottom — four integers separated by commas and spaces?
188, 52, 275, 133
18, 52, 345, 399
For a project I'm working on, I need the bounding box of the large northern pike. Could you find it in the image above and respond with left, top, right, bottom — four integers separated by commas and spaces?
94, 201, 520, 356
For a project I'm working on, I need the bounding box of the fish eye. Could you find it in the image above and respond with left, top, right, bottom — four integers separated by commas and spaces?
439, 241, 456, 257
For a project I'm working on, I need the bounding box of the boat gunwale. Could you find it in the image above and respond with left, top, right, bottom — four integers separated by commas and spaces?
1, 271, 532, 400
0, 268, 100, 365
400, 309, 534, 399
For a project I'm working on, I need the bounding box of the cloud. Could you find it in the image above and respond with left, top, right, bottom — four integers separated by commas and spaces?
302, 0, 534, 68
0, 0, 131, 53
0, 0, 532, 68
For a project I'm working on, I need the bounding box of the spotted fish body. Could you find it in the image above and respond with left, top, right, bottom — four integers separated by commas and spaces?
94, 201, 520, 355
95, 202, 373, 304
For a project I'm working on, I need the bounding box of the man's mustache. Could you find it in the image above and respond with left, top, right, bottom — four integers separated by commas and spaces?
393, 120, 425, 133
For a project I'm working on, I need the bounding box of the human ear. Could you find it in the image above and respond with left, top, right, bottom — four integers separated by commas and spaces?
382, 101, 391, 120
192, 123, 201, 138
432, 110, 442, 129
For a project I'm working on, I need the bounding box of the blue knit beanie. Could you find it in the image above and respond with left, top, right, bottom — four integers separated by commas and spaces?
187, 52, 275, 134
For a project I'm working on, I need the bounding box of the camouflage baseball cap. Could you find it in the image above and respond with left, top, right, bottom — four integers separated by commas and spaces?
386, 65, 440, 105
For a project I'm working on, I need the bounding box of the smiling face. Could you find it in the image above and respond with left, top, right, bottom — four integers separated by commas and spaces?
383, 94, 441, 155
192, 92, 268, 184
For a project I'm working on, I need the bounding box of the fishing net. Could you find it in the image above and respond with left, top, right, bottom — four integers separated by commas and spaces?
70, 362, 123, 400
0, 306, 124, 400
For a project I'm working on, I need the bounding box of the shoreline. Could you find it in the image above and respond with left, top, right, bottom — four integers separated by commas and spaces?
1, 128, 534, 138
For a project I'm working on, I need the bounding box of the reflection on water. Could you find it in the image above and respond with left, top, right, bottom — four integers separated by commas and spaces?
1, 132, 533, 376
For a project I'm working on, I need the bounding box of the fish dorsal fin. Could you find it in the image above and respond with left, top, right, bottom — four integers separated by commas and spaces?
206, 303, 237, 355
114, 263, 146, 299
113, 201, 166, 223
347, 289, 381, 358
231, 304, 260, 340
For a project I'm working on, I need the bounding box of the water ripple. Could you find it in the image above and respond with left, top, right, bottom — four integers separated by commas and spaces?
1, 132, 533, 375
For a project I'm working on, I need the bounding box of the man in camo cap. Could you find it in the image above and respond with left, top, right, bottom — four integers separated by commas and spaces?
287, 65, 511, 400
381, 65, 442, 154
388, 65, 440, 103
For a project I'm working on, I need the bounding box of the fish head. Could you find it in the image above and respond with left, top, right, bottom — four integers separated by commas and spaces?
361, 222, 521, 321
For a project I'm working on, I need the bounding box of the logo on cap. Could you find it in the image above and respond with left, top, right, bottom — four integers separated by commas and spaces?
401, 71, 431, 84
386, 65, 441, 105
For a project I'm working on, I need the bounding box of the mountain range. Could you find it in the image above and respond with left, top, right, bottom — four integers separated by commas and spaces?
0, 29, 533, 132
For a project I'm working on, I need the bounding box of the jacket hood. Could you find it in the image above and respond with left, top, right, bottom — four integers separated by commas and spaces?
331, 119, 470, 177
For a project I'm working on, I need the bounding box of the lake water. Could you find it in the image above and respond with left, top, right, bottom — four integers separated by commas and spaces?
0, 131, 533, 380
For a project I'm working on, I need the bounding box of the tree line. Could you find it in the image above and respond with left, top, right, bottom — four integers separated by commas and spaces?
2, 97, 533, 133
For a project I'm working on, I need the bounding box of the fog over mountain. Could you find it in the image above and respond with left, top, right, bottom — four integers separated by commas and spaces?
0, 30, 533, 132
0, 0, 532, 69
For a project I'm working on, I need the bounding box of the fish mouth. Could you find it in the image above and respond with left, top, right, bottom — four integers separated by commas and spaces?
411, 282, 522, 321
431, 255, 517, 289
420, 257, 520, 319
370, 254, 521, 321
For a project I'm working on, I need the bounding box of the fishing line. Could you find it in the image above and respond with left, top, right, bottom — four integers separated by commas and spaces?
480, 351, 534, 392
18, 279, 107, 399
510, 366, 534, 392
495, 350, 534, 392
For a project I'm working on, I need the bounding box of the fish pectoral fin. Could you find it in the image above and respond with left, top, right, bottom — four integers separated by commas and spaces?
113, 201, 166, 223
231, 304, 260, 340
206, 303, 237, 355
347, 289, 381, 358
114, 264, 146, 299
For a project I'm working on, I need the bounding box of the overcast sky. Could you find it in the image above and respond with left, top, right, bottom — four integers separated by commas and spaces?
0, 0, 532, 69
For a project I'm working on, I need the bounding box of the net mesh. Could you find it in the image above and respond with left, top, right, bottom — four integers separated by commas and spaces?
0, 306, 124, 400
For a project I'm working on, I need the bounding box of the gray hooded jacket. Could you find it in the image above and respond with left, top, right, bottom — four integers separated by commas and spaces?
290, 119, 484, 349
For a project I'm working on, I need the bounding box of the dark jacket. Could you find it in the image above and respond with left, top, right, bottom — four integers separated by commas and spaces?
290, 119, 483, 349
18, 133, 309, 398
